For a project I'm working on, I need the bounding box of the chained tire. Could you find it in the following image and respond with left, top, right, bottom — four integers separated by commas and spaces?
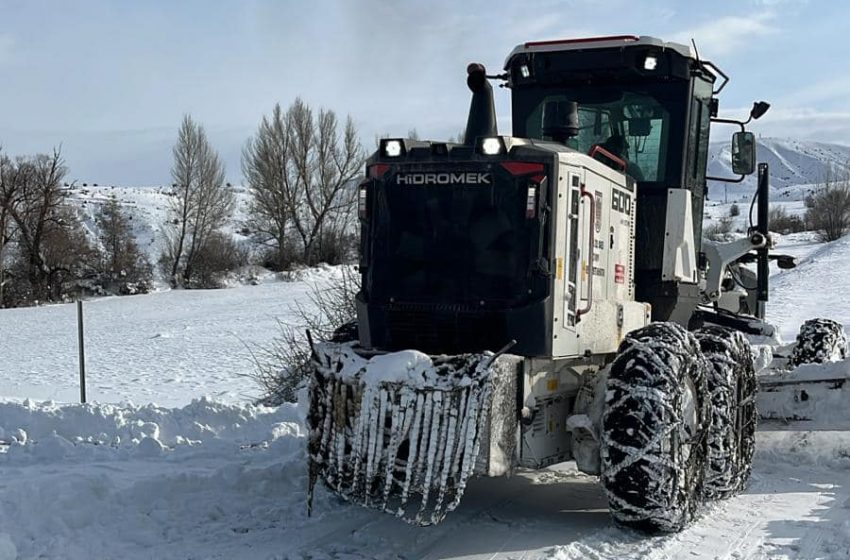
788, 318, 848, 367
601, 322, 709, 533
695, 326, 757, 500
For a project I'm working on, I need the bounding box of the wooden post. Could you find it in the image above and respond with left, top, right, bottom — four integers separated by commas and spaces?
77, 300, 86, 403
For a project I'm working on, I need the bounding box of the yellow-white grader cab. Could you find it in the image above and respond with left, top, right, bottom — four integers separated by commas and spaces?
307, 35, 847, 533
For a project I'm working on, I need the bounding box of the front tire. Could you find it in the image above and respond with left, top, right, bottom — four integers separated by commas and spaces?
601, 322, 709, 533
788, 318, 848, 367
695, 326, 757, 500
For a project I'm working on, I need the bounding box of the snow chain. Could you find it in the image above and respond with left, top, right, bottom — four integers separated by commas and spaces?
307, 343, 495, 526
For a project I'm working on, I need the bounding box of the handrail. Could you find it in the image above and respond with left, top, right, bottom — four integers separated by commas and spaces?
588, 145, 627, 173
577, 185, 595, 320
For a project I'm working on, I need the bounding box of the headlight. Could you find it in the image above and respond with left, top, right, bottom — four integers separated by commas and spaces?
479, 137, 504, 155
382, 139, 404, 157
643, 55, 658, 71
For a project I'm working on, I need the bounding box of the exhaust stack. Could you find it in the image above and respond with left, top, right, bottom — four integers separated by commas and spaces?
464, 63, 497, 145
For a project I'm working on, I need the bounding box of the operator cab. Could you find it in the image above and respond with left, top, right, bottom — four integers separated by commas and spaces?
504, 35, 719, 323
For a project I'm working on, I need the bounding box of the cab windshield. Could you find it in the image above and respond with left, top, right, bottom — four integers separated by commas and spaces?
512, 83, 687, 184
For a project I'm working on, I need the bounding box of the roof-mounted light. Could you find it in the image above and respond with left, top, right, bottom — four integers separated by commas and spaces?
381, 139, 404, 158
478, 136, 505, 156
643, 55, 658, 71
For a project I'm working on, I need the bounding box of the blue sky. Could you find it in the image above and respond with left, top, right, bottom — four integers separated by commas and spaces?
0, 0, 846, 184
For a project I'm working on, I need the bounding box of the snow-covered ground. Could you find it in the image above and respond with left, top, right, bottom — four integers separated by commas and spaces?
0, 267, 342, 407
3, 210, 850, 558
3, 386, 850, 559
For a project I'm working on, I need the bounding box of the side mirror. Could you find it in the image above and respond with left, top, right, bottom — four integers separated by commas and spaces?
542, 100, 579, 142
731, 131, 756, 175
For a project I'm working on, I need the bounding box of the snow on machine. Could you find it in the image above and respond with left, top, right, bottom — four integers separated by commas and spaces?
306, 35, 847, 532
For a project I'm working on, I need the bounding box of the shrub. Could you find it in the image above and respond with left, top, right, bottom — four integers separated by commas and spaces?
805, 174, 850, 242
186, 232, 251, 288
252, 266, 359, 405
768, 205, 807, 235
729, 203, 740, 217
704, 217, 733, 241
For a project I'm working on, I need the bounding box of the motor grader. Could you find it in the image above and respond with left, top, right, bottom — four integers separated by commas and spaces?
306, 35, 846, 533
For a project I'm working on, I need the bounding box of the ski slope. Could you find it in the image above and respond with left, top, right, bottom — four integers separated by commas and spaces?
2, 237, 850, 558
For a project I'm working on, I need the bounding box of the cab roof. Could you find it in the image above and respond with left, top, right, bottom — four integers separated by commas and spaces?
504, 35, 696, 70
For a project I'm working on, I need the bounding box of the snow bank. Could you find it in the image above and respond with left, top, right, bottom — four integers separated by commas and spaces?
0, 396, 317, 559
757, 357, 850, 470
0, 397, 305, 464
758, 358, 850, 425
757, 429, 850, 471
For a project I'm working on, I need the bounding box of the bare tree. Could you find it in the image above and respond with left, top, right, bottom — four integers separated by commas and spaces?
0, 149, 99, 304
96, 195, 152, 294
805, 166, 850, 242
242, 104, 292, 270
0, 153, 11, 306
243, 98, 364, 268
163, 115, 233, 287
288, 99, 364, 265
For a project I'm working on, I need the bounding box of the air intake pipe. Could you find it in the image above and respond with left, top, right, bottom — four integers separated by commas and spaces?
464, 63, 497, 145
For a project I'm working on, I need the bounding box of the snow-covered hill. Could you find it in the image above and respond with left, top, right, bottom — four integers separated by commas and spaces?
61, 183, 254, 283
708, 137, 850, 199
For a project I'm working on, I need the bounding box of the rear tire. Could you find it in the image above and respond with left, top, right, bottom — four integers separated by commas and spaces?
695, 326, 757, 500
789, 318, 848, 367
601, 322, 709, 533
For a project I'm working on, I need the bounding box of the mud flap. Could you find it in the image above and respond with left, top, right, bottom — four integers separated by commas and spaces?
306, 343, 503, 526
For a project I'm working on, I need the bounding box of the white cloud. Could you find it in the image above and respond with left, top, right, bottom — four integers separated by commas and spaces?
671, 13, 778, 57
776, 76, 850, 108
752, 0, 808, 6
733, 106, 850, 144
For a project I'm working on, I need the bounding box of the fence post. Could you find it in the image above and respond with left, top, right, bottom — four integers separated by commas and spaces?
77, 300, 86, 403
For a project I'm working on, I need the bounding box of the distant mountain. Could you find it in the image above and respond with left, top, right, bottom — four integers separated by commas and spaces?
708, 138, 850, 200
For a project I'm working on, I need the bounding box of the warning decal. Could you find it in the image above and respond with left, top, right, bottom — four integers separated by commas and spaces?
615, 264, 625, 284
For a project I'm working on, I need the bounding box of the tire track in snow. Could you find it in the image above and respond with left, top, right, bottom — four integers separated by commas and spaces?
539, 468, 836, 560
